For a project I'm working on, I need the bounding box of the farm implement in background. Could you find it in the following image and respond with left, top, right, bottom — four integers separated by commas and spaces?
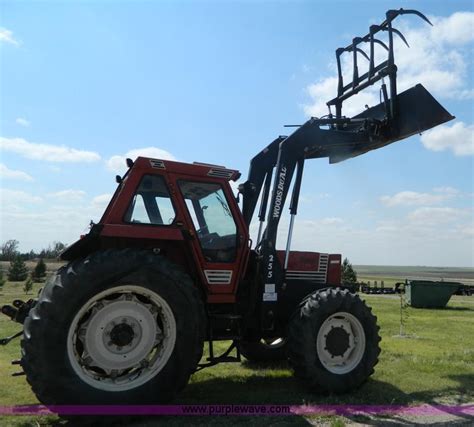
2, 9, 455, 406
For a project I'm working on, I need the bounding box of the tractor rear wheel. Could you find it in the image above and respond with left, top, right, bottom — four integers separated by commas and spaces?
21, 249, 206, 404
238, 338, 287, 362
288, 288, 380, 393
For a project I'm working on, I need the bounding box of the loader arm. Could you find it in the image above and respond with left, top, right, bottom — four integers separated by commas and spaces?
240, 9, 455, 330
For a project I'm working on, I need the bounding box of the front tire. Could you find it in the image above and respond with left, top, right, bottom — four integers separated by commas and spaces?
288, 288, 380, 393
21, 249, 206, 404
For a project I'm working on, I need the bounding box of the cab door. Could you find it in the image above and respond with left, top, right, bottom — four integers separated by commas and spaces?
171, 177, 249, 302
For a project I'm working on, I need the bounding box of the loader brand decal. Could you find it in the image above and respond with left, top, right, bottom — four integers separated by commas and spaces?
204, 270, 232, 285
272, 166, 287, 219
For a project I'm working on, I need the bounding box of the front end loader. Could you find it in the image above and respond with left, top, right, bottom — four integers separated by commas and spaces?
1, 9, 454, 406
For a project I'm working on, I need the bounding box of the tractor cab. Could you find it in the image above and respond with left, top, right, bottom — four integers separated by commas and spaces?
63, 157, 250, 303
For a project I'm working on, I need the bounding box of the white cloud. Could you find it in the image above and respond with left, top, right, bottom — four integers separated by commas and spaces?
92, 193, 112, 208
106, 147, 176, 173
433, 186, 460, 195
282, 207, 473, 266
303, 11, 474, 118
420, 122, 474, 156
0, 137, 101, 163
433, 11, 474, 45
321, 217, 343, 225
304, 77, 379, 118
407, 207, 468, 225
461, 225, 474, 237
0, 163, 34, 182
15, 118, 30, 127
0, 189, 43, 204
380, 189, 456, 207
0, 28, 20, 46
47, 190, 86, 201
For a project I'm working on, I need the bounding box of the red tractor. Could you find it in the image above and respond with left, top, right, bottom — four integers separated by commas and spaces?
2, 9, 453, 405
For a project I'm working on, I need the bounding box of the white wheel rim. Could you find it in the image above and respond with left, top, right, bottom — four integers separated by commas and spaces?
66, 285, 176, 392
316, 312, 366, 375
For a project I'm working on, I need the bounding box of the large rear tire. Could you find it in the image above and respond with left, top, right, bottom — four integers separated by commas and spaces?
288, 288, 380, 393
21, 249, 206, 404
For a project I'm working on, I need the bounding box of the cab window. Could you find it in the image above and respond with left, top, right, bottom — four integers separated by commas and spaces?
179, 181, 237, 263
124, 175, 175, 225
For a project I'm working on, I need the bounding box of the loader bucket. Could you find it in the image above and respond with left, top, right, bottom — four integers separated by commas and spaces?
328, 84, 455, 164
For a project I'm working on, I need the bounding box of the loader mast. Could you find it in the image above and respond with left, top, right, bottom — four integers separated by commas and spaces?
240, 9, 455, 330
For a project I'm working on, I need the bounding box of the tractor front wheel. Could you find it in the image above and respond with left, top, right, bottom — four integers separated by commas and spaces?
288, 288, 380, 393
21, 249, 206, 404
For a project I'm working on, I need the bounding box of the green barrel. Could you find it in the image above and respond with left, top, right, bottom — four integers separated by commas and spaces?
405, 280, 461, 308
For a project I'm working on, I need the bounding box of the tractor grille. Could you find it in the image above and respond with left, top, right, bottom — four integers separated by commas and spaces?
286, 253, 328, 283
204, 270, 233, 285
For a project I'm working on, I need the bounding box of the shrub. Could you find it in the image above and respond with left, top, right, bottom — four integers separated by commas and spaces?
342, 257, 357, 284
24, 277, 34, 295
8, 256, 28, 282
32, 258, 47, 282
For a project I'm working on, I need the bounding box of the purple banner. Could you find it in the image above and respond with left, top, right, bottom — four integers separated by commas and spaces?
0, 404, 473, 417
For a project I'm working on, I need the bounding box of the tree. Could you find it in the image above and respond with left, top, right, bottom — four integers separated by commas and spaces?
1, 239, 19, 261
32, 258, 47, 282
341, 257, 357, 284
8, 256, 28, 282
40, 241, 67, 259
51, 241, 66, 258
0, 267, 5, 293
24, 277, 33, 295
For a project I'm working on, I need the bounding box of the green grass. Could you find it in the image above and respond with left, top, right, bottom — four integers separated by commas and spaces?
0, 281, 473, 426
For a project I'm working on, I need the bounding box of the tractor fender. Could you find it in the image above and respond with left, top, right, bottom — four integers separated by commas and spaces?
61, 224, 103, 261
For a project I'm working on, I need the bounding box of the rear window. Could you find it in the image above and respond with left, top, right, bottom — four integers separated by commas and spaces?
124, 175, 176, 225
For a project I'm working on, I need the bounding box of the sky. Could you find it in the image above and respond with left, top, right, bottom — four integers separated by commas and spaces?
0, 0, 473, 267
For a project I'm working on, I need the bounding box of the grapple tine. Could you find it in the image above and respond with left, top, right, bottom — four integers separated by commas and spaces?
356, 48, 370, 61
373, 38, 389, 51
384, 27, 410, 48
398, 8, 433, 26
348, 47, 370, 61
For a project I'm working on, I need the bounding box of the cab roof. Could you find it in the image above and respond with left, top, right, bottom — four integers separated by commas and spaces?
131, 156, 241, 181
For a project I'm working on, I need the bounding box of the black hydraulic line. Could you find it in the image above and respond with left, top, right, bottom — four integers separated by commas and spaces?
386, 12, 398, 120
381, 82, 389, 116
352, 38, 359, 89
242, 136, 286, 226
258, 172, 273, 222
289, 159, 304, 216
335, 48, 344, 119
